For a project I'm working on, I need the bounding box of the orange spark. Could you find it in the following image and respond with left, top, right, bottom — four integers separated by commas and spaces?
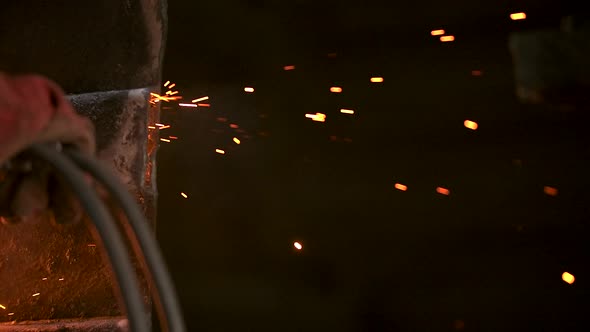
562, 272, 575, 284
370, 77, 384, 83
7, 313, 14, 316
216, 149, 225, 154
192, 96, 209, 103
148, 126, 156, 129
305, 113, 326, 122
168, 90, 179, 96
42, 278, 48, 280
197, 103, 210, 107
293, 242, 303, 250
244, 87, 255, 93
284, 65, 295, 71
169, 136, 179, 140
340, 109, 354, 114
150, 92, 182, 102
395, 183, 408, 191
464, 120, 478, 130
436, 187, 450, 195
158, 125, 171, 130
181, 192, 188, 199
440, 35, 455, 42
32, 293, 40, 297
168, 83, 176, 89
155, 123, 165, 127
160, 138, 171, 143
544, 186, 558, 196
510, 12, 526, 20
164, 81, 170, 87
58, 278, 64, 281
230, 124, 239, 129
330, 87, 343, 93
233, 137, 241, 144
179, 103, 198, 108
472, 70, 483, 76
0, 304, 6, 310
431, 29, 445, 36
87, 244, 97, 247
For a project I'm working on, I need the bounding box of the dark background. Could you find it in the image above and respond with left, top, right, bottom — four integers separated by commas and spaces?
157, 1, 590, 331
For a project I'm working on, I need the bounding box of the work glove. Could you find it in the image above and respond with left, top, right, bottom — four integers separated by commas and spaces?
0, 73, 95, 225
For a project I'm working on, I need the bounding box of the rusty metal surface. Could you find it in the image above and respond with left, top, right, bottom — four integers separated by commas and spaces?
0, 317, 128, 332
0, 0, 166, 328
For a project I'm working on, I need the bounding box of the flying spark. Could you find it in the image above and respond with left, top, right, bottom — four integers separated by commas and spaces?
230, 124, 239, 129
0, 304, 5, 310
370, 77, 384, 83
464, 120, 478, 130
284, 65, 295, 71
544, 186, 558, 196
562, 272, 575, 284
440, 35, 455, 42
181, 192, 188, 199
510, 12, 526, 20
168, 83, 176, 89
164, 81, 170, 87
431, 29, 445, 36
148, 126, 156, 129
395, 183, 408, 191
169, 136, 178, 140
179, 103, 198, 108
42, 278, 48, 280
7, 313, 14, 316
294, 242, 303, 250
436, 187, 450, 195
88, 244, 97, 247
216, 149, 225, 154
233, 137, 241, 144
32, 293, 40, 297
197, 103, 210, 107
158, 125, 171, 130
330, 87, 343, 93
244, 87, 255, 93
58, 278, 65, 281
340, 109, 354, 114
160, 138, 171, 142
192, 96, 209, 103
306, 113, 326, 122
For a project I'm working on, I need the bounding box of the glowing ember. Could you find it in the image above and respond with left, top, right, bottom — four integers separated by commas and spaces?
155, 123, 165, 127
233, 137, 241, 144
160, 138, 171, 143
305, 113, 326, 122
229, 124, 239, 129
431, 29, 445, 36
440, 35, 455, 42
179, 103, 198, 108
7, 313, 14, 316
370, 77, 384, 83
436, 187, 450, 195
464, 120, 478, 130
58, 278, 65, 281
192, 96, 209, 103
340, 109, 354, 114
158, 125, 171, 130
168, 90, 179, 96
510, 12, 526, 20
544, 186, 558, 196
32, 293, 40, 297
164, 81, 170, 87
562, 272, 575, 284
168, 83, 176, 89
181, 192, 188, 199
244, 87, 255, 93
472, 70, 483, 76
0, 304, 6, 310
284, 65, 295, 71
293, 242, 303, 250
42, 278, 48, 280
395, 183, 408, 191
169, 136, 179, 140
197, 103, 210, 107
148, 126, 156, 129
330, 87, 343, 93
216, 149, 225, 154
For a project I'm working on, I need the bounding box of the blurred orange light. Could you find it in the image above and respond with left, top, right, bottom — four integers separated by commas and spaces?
340, 109, 354, 114
181, 192, 188, 199
168, 83, 176, 89
0, 304, 5, 310
330, 87, 343, 93
230, 124, 239, 129
544, 186, 558, 196
370, 77, 384, 83
233, 137, 241, 144
294, 242, 303, 250
431, 29, 445, 36
440, 35, 455, 42
216, 149, 225, 154
164, 80, 170, 87
510, 12, 526, 20
306, 113, 326, 122
395, 183, 408, 191
192, 96, 209, 103
436, 187, 450, 195
284, 65, 295, 71
464, 120, 478, 130
244, 87, 255, 93
471, 70, 483, 76
562, 272, 575, 284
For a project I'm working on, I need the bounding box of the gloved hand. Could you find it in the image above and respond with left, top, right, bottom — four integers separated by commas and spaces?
0, 73, 95, 225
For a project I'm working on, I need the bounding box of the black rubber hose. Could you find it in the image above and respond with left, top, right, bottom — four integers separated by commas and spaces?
65, 149, 186, 332
28, 144, 150, 332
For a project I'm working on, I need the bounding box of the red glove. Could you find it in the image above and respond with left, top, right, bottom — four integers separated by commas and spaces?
0, 73, 95, 224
